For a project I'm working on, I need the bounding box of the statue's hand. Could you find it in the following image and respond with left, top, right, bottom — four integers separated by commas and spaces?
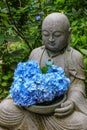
54, 100, 74, 117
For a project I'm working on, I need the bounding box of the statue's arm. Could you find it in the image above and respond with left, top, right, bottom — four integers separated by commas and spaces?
67, 78, 87, 114
67, 49, 87, 113
55, 49, 87, 117
55, 78, 87, 117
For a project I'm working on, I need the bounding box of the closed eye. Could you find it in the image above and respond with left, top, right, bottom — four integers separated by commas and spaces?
43, 31, 49, 36
54, 32, 62, 37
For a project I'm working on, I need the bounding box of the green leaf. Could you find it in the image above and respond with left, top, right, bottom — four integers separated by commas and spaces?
0, 34, 5, 45
84, 60, 87, 72
80, 49, 87, 56
6, 36, 21, 42
40, 66, 49, 74
80, 36, 87, 44
1, 82, 7, 87
2, 75, 10, 80
54, 0, 65, 4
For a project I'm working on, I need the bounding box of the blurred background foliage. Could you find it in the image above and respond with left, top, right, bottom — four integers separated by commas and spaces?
0, 0, 87, 100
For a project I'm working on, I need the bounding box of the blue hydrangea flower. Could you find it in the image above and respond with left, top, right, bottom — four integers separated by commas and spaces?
39, 11, 44, 15
10, 60, 70, 107
36, 15, 41, 20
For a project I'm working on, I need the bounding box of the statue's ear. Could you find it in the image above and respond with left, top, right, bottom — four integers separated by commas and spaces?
67, 29, 71, 51
69, 27, 71, 34
67, 44, 71, 51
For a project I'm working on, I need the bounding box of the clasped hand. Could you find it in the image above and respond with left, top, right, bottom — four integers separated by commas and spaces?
54, 100, 74, 117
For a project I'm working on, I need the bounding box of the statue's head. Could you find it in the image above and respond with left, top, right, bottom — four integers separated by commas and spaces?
42, 12, 70, 52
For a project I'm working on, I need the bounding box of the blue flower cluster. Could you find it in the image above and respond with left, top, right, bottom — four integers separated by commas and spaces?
10, 60, 70, 107
36, 11, 44, 21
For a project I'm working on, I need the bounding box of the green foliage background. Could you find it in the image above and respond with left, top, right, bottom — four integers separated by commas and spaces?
0, 0, 87, 100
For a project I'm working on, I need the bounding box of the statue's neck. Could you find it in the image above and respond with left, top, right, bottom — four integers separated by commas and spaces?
45, 47, 66, 58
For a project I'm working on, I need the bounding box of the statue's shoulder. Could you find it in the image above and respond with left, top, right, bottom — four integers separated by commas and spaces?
31, 46, 44, 53
29, 46, 44, 60
67, 47, 85, 79
70, 47, 83, 58
69, 47, 83, 62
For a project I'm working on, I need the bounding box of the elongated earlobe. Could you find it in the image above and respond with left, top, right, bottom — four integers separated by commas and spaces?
69, 27, 71, 34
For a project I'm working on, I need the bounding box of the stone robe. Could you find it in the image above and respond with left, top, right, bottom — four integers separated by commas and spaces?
0, 46, 87, 130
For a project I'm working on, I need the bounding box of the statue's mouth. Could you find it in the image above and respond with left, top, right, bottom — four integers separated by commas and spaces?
48, 42, 55, 46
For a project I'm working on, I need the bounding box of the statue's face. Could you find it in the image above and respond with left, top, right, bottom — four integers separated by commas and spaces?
42, 19, 69, 52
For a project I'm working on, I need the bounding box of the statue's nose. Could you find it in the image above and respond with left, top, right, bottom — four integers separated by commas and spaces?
49, 35, 54, 42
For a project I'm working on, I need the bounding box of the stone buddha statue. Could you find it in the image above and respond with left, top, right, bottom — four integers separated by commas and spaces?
0, 12, 87, 130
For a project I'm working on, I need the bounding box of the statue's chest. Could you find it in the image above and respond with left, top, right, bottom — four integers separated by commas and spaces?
40, 52, 65, 70
30, 49, 69, 77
